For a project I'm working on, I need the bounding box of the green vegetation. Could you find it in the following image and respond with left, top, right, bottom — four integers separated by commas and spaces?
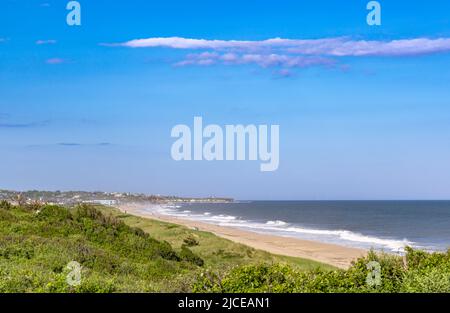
97, 206, 333, 272
193, 248, 450, 293
0, 201, 205, 292
0, 201, 328, 293
1, 200, 448, 293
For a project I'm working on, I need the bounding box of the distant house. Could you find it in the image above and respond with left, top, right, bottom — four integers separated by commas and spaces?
85, 199, 118, 206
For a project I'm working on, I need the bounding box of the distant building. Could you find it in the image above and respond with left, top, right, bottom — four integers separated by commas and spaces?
85, 199, 118, 206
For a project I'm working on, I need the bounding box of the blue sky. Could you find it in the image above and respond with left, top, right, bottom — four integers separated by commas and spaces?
1, 0, 450, 200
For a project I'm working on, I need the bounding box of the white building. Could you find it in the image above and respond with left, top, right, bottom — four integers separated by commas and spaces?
86, 199, 118, 206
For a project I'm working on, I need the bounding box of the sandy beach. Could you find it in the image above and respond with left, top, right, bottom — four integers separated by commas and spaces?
118, 203, 367, 269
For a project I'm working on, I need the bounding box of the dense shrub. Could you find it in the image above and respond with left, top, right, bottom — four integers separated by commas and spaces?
0, 200, 12, 210
38, 205, 73, 222
183, 235, 200, 247
193, 248, 450, 293
180, 245, 204, 267
0, 208, 16, 222
0, 202, 204, 292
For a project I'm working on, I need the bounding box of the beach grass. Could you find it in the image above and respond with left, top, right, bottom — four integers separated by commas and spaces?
98, 206, 336, 272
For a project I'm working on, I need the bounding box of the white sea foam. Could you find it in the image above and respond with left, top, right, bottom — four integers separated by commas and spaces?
164, 205, 181, 209
283, 227, 413, 251
266, 220, 288, 226
219, 221, 414, 252
209, 214, 237, 221
149, 204, 416, 252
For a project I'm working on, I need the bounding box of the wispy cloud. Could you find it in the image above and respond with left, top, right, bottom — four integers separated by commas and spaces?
274, 69, 294, 78
56, 142, 113, 147
36, 39, 57, 45
109, 36, 450, 74
0, 116, 99, 129
0, 120, 50, 128
175, 52, 335, 69
25, 142, 114, 149
115, 36, 450, 57
45, 58, 66, 64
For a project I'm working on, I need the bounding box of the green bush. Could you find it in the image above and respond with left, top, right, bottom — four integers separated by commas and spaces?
0, 202, 204, 292
0, 200, 12, 210
38, 205, 73, 222
183, 235, 200, 247
193, 248, 450, 293
180, 245, 204, 267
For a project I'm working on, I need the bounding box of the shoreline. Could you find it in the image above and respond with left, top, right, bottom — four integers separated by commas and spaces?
117, 203, 367, 269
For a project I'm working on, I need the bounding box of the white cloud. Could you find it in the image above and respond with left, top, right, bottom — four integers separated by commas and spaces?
108, 36, 450, 74
36, 39, 57, 45
175, 52, 335, 69
116, 36, 450, 57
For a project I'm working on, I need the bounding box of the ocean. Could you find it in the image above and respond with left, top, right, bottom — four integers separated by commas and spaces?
148, 201, 450, 253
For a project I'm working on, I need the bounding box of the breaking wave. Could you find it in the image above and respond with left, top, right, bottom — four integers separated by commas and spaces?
145, 204, 416, 252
